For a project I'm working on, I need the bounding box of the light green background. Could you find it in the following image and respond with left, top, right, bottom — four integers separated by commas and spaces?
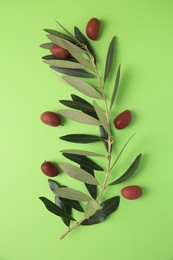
0, 0, 173, 259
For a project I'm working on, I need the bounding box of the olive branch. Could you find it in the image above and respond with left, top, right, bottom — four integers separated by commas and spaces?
39, 21, 142, 240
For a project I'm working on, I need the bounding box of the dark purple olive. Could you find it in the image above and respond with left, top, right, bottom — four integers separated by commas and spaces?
121, 185, 142, 200
50, 44, 70, 59
41, 161, 59, 177
40, 111, 61, 127
86, 18, 100, 40
114, 110, 132, 129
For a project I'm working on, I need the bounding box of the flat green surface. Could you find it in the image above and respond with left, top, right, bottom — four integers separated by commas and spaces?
0, 0, 173, 259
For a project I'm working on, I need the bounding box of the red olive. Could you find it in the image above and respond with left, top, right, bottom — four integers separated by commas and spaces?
50, 44, 70, 59
86, 18, 100, 40
114, 110, 132, 129
121, 185, 142, 200
41, 161, 59, 177
40, 111, 61, 127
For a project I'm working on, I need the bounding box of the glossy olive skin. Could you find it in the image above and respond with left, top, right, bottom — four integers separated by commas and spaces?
114, 110, 132, 129
50, 44, 70, 59
40, 111, 61, 126
121, 185, 142, 200
41, 161, 59, 177
86, 18, 100, 40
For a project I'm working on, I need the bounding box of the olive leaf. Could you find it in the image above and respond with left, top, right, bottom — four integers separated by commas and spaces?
55, 196, 72, 227
99, 125, 109, 151
110, 64, 121, 110
62, 75, 102, 99
42, 55, 77, 62
109, 154, 142, 185
62, 153, 104, 171
40, 42, 54, 49
55, 187, 91, 202
48, 179, 61, 192
60, 134, 104, 143
93, 101, 111, 136
39, 197, 75, 221
56, 20, 79, 43
74, 26, 96, 63
60, 149, 106, 157
104, 36, 116, 83
81, 164, 97, 199
44, 29, 76, 44
44, 60, 85, 69
50, 66, 95, 78
58, 109, 100, 125
58, 162, 99, 185
81, 196, 120, 225
59, 100, 95, 114
85, 200, 102, 219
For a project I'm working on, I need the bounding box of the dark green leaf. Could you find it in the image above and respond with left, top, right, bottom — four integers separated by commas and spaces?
56, 20, 79, 44
59, 100, 95, 113
39, 197, 75, 220
74, 26, 96, 63
110, 65, 121, 110
81, 164, 97, 199
62, 153, 103, 171
60, 198, 84, 212
42, 55, 77, 62
109, 154, 142, 185
50, 66, 95, 78
60, 149, 106, 158
40, 42, 53, 49
60, 134, 104, 143
81, 196, 120, 225
104, 36, 116, 83
99, 125, 109, 151
55, 196, 72, 227
44, 29, 76, 44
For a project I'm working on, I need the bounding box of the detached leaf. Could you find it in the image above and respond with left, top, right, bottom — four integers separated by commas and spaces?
81, 196, 120, 225
58, 162, 99, 185
62, 153, 104, 171
58, 109, 100, 125
51, 66, 95, 78
44, 60, 85, 69
40, 42, 53, 49
110, 65, 121, 110
93, 101, 111, 136
39, 197, 75, 220
104, 36, 116, 83
60, 134, 104, 143
55, 187, 91, 202
62, 75, 102, 99
60, 149, 106, 158
81, 164, 97, 199
44, 29, 76, 43
109, 154, 142, 185
85, 200, 101, 219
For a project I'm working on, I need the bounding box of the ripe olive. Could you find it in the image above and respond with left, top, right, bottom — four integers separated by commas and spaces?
114, 110, 132, 129
41, 161, 59, 177
121, 185, 142, 200
50, 44, 70, 59
86, 18, 100, 40
40, 111, 61, 127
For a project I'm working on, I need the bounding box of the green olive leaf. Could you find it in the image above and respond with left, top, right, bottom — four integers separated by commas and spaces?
104, 36, 116, 83
44, 60, 85, 69
109, 154, 142, 185
99, 126, 109, 151
85, 200, 102, 219
60, 149, 106, 158
81, 164, 97, 199
58, 109, 100, 125
58, 162, 99, 185
62, 75, 102, 99
60, 134, 104, 143
110, 64, 121, 110
93, 101, 111, 136
55, 187, 91, 202
40, 42, 53, 49
55, 196, 72, 227
59, 100, 95, 114
44, 29, 76, 43
50, 66, 95, 78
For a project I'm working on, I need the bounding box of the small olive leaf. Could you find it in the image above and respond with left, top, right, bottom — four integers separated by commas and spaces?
60, 134, 104, 143
44, 60, 85, 69
56, 20, 79, 43
58, 162, 99, 185
59, 100, 95, 114
62, 76, 102, 99
85, 200, 102, 219
40, 42, 53, 49
55, 187, 91, 202
110, 64, 121, 110
50, 66, 95, 78
93, 101, 111, 136
42, 55, 58, 60
60, 149, 106, 158
39, 197, 75, 220
99, 125, 109, 151
58, 109, 100, 125
60, 197, 84, 212
48, 179, 61, 193
74, 26, 96, 63
44, 29, 76, 43
104, 36, 116, 83
62, 153, 104, 171
109, 154, 142, 185
55, 196, 72, 227
81, 196, 120, 225
81, 164, 97, 199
